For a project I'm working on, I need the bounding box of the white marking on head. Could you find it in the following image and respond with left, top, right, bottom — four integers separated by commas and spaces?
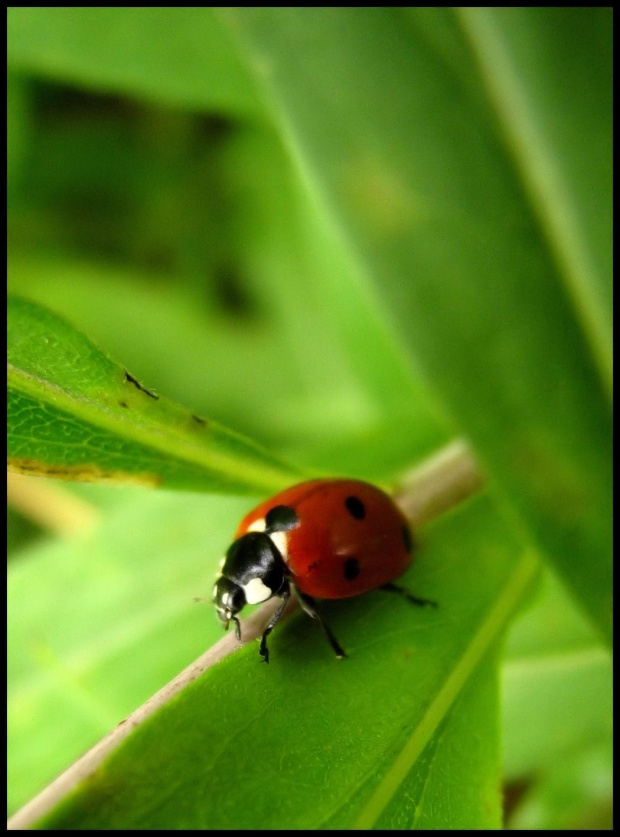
268, 530, 289, 561
220, 589, 232, 607
243, 576, 273, 604
212, 584, 219, 599
219, 556, 226, 569
247, 517, 267, 533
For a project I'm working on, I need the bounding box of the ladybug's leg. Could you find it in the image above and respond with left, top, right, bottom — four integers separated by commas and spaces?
294, 588, 348, 660
380, 582, 437, 608
259, 584, 290, 664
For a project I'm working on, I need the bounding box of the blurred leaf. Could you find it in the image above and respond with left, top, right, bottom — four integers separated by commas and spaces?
507, 740, 612, 830
7, 7, 262, 117
7, 506, 44, 555
458, 8, 612, 379
221, 7, 612, 640
8, 119, 449, 480
7, 72, 33, 202
16, 495, 535, 828
8, 296, 303, 493
502, 570, 612, 779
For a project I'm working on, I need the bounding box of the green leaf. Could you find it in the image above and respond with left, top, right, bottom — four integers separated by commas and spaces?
502, 569, 612, 779
508, 740, 612, 830
7, 7, 262, 117
12, 495, 536, 828
342, 652, 503, 829
7, 296, 303, 493
220, 7, 612, 640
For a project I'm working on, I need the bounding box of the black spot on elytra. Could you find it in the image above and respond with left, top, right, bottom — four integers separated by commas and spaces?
344, 558, 360, 580
265, 505, 299, 532
345, 496, 365, 520
403, 524, 413, 553
124, 370, 159, 399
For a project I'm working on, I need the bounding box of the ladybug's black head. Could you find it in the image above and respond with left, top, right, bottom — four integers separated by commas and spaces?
213, 531, 287, 641
213, 576, 245, 639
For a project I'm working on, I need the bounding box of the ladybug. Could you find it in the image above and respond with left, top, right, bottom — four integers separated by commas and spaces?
212, 479, 436, 662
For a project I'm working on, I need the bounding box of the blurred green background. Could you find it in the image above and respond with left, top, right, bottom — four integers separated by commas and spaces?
7, 9, 449, 487
7, 8, 611, 829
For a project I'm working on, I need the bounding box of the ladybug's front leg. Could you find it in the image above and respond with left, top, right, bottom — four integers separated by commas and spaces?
294, 587, 348, 660
259, 584, 290, 664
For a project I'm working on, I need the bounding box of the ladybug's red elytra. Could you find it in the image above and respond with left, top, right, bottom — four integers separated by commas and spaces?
212, 479, 436, 662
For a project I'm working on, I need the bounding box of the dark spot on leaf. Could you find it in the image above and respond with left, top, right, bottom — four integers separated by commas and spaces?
192, 414, 206, 426
345, 496, 365, 519
7, 457, 161, 486
344, 558, 360, 580
124, 370, 159, 399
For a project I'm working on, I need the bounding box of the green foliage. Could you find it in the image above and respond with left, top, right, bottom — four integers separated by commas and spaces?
7, 7, 611, 830
8, 296, 303, 493
7, 7, 262, 116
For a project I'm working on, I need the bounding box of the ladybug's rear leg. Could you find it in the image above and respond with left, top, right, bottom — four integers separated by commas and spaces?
259, 584, 290, 664
294, 587, 348, 660
380, 582, 437, 608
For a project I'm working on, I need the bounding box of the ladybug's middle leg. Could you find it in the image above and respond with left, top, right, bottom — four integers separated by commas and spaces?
294, 587, 348, 660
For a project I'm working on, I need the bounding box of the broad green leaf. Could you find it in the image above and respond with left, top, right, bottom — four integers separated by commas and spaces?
7, 8, 262, 117
12, 494, 536, 828
458, 8, 612, 381
508, 740, 612, 830
501, 569, 612, 779
335, 652, 502, 829
220, 7, 612, 640
7, 296, 303, 493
